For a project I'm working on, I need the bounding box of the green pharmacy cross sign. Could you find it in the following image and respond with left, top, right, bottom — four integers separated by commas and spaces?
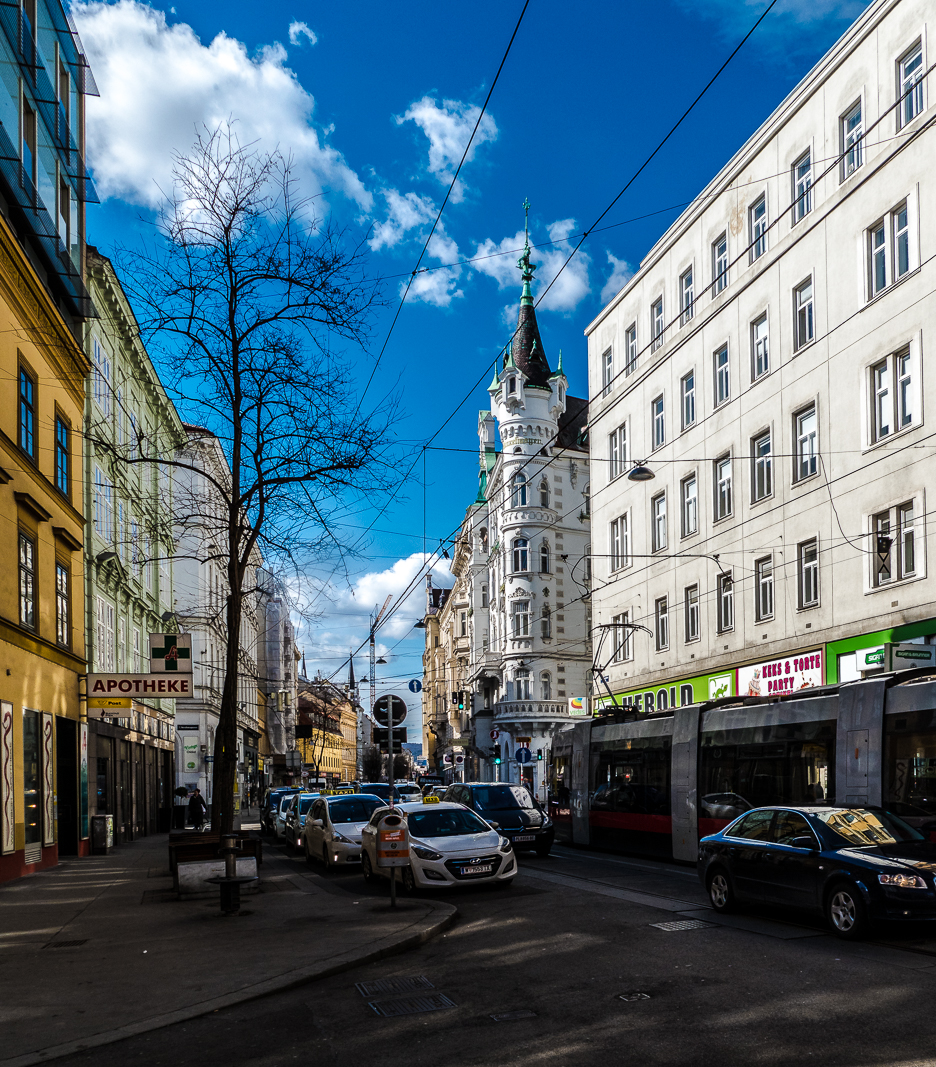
149, 633, 193, 673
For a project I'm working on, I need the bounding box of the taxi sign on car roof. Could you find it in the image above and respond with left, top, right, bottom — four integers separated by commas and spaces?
422, 795, 440, 804
324, 788, 356, 795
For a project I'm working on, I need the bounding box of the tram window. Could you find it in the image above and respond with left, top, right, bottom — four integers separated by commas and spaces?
592, 737, 671, 816
885, 709, 936, 815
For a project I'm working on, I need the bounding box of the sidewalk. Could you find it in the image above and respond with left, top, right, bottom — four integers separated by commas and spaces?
0, 829, 456, 1067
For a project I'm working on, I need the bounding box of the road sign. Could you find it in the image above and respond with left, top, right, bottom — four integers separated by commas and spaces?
443, 753, 453, 764
373, 726, 407, 751
373, 694, 407, 727
515, 747, 533, 765
490, 729, 500, 740
407, 679, 423, 693
149, 633, 192, 673
454, 754, 465, 765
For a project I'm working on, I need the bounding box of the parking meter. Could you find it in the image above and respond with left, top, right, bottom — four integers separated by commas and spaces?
376, 812, 409, 868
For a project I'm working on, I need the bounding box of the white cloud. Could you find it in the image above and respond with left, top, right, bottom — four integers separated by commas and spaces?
678, 0, 869, 44
73, 1, 369, 210
369, 188, 435, 251
288, 20, 317, 46
600, 252, 634, 304
397, 96, 497, 202
472, 219, 590, 313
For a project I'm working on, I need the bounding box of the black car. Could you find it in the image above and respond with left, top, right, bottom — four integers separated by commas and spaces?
445, 782, 554, 856
260, 787, 301, 833
698, 805, 936, 939
358, 783, 403, 803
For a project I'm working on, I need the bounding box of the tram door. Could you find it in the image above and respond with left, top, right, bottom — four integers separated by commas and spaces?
836, 679, 885, 806
570, 719, 592, 845
672, 705, 701, 862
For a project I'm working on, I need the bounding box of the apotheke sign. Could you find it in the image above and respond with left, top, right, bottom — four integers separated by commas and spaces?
87, 674, 193, 697
737, 650, 823, 697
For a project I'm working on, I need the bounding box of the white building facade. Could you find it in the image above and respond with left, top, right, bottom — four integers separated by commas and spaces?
587, 0, 936, 712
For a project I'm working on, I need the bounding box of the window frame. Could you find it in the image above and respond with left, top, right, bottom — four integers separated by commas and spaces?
752, 430, 772, 503
681, 370, 695, 430
755, 556, 774, 622
751, 312, 769, 381
18, 360, 37, 461
867, 201, 913, 300
684, 584, 700, 643
612, 611, 633, 662
717, 572, 734, 633
651, 395, 665, 450
712, 232, 728, 296
871, 500, 918, 587
654, 596, 669, 652
749, 195, 768, 261
608, 423, 627, 481
898, 41, 924, 129
841, 99, 863, 180
601, 346, 613, 397
680, 472, 698, 537
609, 514, 630, 572
625, 323, 638, 375
713, 343, 730, 407
651, 296, 664, 351
792, 149, 813, 223
798, 538, 820, 609
54, 413, 70, 497
511, 472, 527, 508
511, 600, 530, 638
512, 538, 529, 573
19, 530, 36, 630
714, 454, 732, 521
794, 404, 818, 482
793, 277, 815, 351
651, 491, 667, 553
679, 267, 694, 326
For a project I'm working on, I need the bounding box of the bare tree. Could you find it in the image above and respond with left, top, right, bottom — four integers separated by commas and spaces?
115, 126, 394, 832
361, 745, 383, 782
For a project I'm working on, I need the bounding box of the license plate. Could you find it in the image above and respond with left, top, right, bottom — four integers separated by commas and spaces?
463, 864, 493, 875
513, 835, 535, 842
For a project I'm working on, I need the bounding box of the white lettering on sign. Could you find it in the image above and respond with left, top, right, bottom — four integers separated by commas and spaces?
737, 650, 823, 697
87, 674, 193, 696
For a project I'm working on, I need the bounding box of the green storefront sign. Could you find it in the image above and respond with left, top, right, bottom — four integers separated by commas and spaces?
595, 668, 735, 716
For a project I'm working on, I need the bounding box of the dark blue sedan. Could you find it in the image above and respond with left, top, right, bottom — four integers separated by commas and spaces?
698, 806, 936, 939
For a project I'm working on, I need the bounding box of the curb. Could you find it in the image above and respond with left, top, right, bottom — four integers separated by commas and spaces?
1, 899, 457, 1067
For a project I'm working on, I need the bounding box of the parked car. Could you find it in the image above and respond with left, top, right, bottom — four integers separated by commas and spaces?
261, 787, 301, 833
698, 805, 936, 939
283, 792, 321, 850
396, 783, 421, 798
359, 783, 403, 803
273, 792, 303, 841
360, 799, 516, 891
302, 794, 385, 867
444, 782, 554, 856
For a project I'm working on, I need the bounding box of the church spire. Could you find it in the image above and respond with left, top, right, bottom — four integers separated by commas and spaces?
507, 198, 551, 387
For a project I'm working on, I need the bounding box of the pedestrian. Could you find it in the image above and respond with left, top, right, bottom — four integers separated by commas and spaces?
188, 787, 208, 831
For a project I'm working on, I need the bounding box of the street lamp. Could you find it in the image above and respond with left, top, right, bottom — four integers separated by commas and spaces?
627, 462, 655, 482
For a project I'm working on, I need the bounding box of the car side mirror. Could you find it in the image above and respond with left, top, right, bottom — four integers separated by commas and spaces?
791, 835, 818, 850
312, 819, 324, 828
489, 821, 500, 830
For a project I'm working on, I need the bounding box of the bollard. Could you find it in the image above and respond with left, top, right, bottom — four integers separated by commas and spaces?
207, 834, 257, 915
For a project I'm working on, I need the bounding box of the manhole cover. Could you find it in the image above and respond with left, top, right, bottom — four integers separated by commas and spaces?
619, 992, 651, 1002
357, 976, 434, 997
650, 920, 714, 932
490, 1010, 537, 1022
368, 993, 456, 1017
44, 940, 88, 949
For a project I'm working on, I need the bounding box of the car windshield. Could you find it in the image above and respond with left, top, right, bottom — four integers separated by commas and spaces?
471, 785, 535, 810
329, 798, 383, 823
815, 808, 924, 846
408, 809, 492, 838
298, 797, 317, 815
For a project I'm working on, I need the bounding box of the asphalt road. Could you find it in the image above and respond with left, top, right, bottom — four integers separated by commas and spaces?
52, 839, 936, 1067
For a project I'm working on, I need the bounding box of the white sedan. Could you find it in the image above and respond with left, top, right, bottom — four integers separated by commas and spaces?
302, 793, 386, 868
360, 800, 516, 892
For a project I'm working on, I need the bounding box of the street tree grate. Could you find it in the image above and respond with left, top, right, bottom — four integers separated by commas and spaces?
356, 976, 434, 997
650, 919, 715, 932
43, 940, 88, 949
491, 1010, 538, 1022
618, 992, 651, 1002
368, 993, 456, 1017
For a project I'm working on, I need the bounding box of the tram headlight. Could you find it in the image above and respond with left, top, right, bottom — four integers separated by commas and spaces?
878, 872, 927, 889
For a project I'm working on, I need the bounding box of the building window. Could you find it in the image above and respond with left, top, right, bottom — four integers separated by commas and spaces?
899, 42, 924, 127
651, 297, 664, 351
612, 611, 632, 662
610, 514, 630, 571
652, 395, 665, 449
681, 473, 698, 536
684, 585, 700, 642
798, 538, 819, 608
539, 480, 550, 507
792, 150, 812, 222
512, 538, 529, 572
873, 502, 917, 586
752, 431, 772, 502
793, 277, 814, 350
841, 100, 863, 178
21, 99, 36, 191
712, 232, 728, 295
601, 347, 613, 397
751, 313, 769, 380
539, 540, 550, 574
681, 371, 695, 430
755, 557, 774, 621
655, 596, 669, 651
714, 455, 732, 520
795, 405, 818, 481
92, 338, 112, 414
507, 376, 517, 395
714, 344, 729, 406
750, 196, 767, 260
680, 267, 694, 325
93, 467, 114, 540
582, 483, 590, 518
625, 323, 638, 375
871, 347, 914, 442
511, 472, 527, 507
541, 672, 552, 700
541, 605, 551, 639
608, 424, 627, 480
54, 416, 69, 496
18, 364, 36, 459
868, 201, 912, 299
19, 532, 36, 629
651, 492, 667, 552
717, 572, 734, 633
481, 584, 488, 608
512, 601, 530, 637
459, 611, 468, 638
515, 669, 531, 699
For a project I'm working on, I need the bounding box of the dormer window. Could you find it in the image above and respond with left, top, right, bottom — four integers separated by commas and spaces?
558, 384, 565, 404
507, 377, 517, 395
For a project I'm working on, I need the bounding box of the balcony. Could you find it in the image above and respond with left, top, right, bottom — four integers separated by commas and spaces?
493, 699, 577, 725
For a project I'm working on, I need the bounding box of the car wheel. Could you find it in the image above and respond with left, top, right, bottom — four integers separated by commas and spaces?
826, 883, 868, 940
402, 865, 417, 894
361, 850, 375, 883
707, 869, 737, 913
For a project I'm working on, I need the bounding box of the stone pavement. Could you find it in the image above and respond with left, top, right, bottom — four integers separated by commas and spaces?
0, 827, 456, 1067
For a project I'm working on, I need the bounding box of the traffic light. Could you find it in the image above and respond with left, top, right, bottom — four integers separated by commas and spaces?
451, 691, 459, 705
493, 744, 502, 765
457, 691, 465, 711
536, 748, 544, 761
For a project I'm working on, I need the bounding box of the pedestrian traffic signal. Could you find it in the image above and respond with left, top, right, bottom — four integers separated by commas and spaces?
451, 691, 459, 705
493, 744, 502, 765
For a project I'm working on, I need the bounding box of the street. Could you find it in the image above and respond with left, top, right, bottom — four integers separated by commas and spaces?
46, 836, 936, 1067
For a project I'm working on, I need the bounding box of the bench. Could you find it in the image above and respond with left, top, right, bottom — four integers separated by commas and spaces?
168, 833, 262, 889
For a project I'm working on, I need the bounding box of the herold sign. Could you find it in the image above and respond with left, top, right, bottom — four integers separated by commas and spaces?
87, 674, 193, 697
737, 650, 823, 697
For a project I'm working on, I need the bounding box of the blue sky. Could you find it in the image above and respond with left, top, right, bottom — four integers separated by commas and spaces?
74, 0, 870, 740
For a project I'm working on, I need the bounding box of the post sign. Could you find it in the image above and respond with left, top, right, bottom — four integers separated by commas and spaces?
373, 694, 407, 727
737, 650, 823, 697
407, 679, 423, 694
149, 634, 192, 673
516, 747, 533, 765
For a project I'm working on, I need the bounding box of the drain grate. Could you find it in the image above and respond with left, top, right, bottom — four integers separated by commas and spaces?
44, 939, 88, 949
490, 1010, 537, 1022
357, 976, 434, 997
650, 919, 714, 932
619, 992, 651, 1002
368, 993, 456, 1017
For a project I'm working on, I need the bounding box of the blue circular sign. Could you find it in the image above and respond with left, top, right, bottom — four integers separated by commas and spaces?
408, 679, 423, 693
515, 747, 533, 765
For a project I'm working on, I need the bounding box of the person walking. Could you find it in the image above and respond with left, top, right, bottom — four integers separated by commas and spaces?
188, 787, 208, 831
